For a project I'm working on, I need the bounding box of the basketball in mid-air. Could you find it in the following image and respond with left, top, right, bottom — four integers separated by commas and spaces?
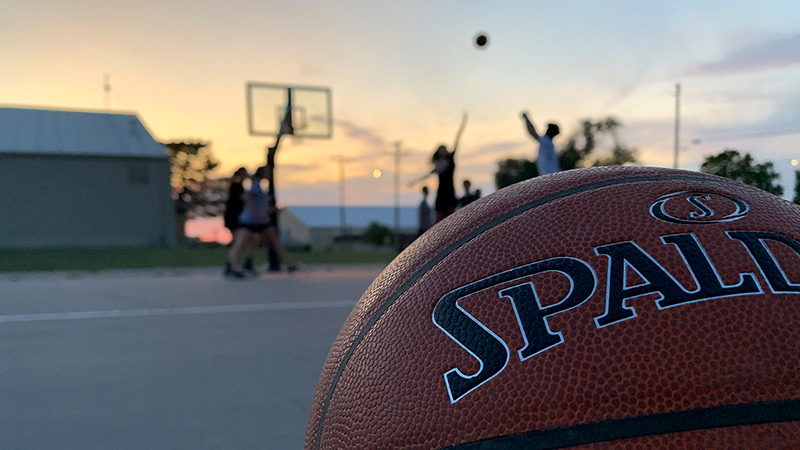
306, 166, 800, 449
474, 33, 488, 48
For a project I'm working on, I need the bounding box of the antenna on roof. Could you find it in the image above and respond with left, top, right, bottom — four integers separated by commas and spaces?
103, 74, 112, 111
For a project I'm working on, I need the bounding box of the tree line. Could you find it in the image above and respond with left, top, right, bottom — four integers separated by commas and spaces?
166, 121, 799, 219
166, 141, 225, 219
495, 117, 799, 203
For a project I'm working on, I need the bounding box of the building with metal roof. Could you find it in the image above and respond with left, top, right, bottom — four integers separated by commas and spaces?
0, 106, 175, 248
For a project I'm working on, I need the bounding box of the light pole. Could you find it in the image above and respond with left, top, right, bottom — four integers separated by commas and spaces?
332, 154, 377, 237
385, 141, 411, 250
103, 74, 111, 110
333, 156, 349, 236
673, 82, 681, 169
394, 143, 400, 243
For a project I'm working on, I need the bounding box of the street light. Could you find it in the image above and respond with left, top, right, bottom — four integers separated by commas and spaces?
385, 141, 411, 250
333, 156, 351, 236
333, 154, 377, 237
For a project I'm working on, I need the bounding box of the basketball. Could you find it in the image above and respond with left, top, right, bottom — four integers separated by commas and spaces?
475, 33, 488, 48
306, 166, 800, 449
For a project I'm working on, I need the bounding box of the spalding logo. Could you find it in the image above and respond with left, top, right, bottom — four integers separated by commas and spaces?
432, 193, 799, 403
650, 191, 749, 224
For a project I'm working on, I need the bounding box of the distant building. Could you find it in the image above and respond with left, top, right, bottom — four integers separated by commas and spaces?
0, 106, 175, 248
279, 206, 418, 252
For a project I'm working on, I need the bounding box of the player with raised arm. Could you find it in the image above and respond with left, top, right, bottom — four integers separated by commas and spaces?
521, 111, 561, 176
430, 112, 467, 223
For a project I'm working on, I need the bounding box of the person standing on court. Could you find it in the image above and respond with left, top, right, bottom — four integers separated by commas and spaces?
227, 166, 296, 278
431, 144, 458, 223
521, 111, 561, 175
407, 112, 466, 224
223, 167, 250, 276
457, 179, 480, 209
418, 186, 433, 236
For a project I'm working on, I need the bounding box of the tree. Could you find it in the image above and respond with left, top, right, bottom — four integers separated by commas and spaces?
700, 149, 783, 196
166, 141, 219, 192
494, 116, 638, 189
560, 117, 638, 169
494, 159, 539, 189
165, 141, 224, 218
362, 222, 393, 246
795, 171, 800, 205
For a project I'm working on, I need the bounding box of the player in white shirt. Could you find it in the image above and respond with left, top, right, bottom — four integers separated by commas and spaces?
521, 111, 561, 175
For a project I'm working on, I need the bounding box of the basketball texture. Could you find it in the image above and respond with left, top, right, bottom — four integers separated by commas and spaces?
306, 166, 800, 449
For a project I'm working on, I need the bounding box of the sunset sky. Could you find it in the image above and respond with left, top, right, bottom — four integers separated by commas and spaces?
3, 0, 800, 206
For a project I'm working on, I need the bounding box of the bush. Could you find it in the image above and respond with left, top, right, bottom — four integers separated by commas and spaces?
362, 222, 394, 246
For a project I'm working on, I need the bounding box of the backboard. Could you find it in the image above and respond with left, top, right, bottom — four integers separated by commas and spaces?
246, 82, 332, 138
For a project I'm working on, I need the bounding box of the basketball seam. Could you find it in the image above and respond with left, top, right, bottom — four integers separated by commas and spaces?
313, 173, 741, 448
439, 399, 800, 449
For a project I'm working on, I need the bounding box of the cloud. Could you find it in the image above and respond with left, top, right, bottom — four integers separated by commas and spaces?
687, 33, 800, 76
688, 90, 781, 103
460, 140, 526, 160
334, 119, 387, 149
280, 174, 399, 206
279, 162, 319, 173
297, 65, 324, 77
765, 89, 800, 128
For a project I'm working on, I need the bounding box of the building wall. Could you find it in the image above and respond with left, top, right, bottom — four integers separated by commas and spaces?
0, 153, 175, 248
277, 209, 311, 247
309, 227, 349, 252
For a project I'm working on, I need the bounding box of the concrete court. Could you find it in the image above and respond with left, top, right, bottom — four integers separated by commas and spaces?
0, 265, 386, 450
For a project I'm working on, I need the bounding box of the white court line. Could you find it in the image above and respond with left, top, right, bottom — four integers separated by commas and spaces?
0, 300, 356, 324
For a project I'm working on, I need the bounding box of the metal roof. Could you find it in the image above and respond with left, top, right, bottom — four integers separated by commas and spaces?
286, 206, 419, 229
0, 106, 168, 159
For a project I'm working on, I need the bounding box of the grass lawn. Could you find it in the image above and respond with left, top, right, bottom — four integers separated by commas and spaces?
0, 246, 398, 273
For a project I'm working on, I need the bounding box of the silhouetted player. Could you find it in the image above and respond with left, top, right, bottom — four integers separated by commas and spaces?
418, 186, 433, 236
431, 112, 468, 223
521, 111, 561, 175
228, 166, 296, 278
458, 179, 480, 208
431, 145, 458, 223
223, 167, 251, 276
405, 113, 466, 223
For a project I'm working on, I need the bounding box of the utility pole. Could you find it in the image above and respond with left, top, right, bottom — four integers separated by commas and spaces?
674, 82, 681, 169
103, 74, 112, 110
333, 154, 379, 241
393, 141, 413, 251
334, 157, 348, 237
393, 142, 400, 247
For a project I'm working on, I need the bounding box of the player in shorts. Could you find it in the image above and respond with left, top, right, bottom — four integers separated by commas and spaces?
223, 167, 253, 276
227, 166, 296, 277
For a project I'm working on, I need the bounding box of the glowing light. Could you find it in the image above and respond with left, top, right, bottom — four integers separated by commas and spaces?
792, 159, 798, 166
373, 169, 382, 178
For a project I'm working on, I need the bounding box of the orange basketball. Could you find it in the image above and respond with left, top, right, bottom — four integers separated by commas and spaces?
306, 166, 800, 449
